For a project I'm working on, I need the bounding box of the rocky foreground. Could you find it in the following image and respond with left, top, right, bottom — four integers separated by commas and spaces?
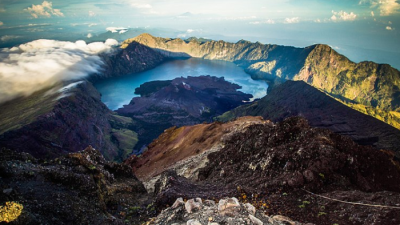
0, 146, 149, 224
1, 116, 400, 224
130, 116, 400, 225
146, 197, 309, 225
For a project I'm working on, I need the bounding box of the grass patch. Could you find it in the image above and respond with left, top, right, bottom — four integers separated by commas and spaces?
0, 84, 61, 135
111, 129, 138, 159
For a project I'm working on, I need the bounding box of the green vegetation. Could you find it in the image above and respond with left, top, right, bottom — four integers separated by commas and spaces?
298, 200, 311, 208
88, 165, 96, 170
318, 212, 327, 217
108, 114, 139, 161
111, 128, 138, 160
0, 84, 61, 135
108, 114, 134, 128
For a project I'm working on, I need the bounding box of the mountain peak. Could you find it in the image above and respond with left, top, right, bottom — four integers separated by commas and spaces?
121, 33, 158, 48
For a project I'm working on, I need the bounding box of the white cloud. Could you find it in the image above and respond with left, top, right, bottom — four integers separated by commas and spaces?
331, 10, 357, 21
87, 33, 93, 38
106, 27, 128, 33
249, 19, 275, 25
176, 12, 194, 19
124, 0, 158, 14
371, 11, 375, 16
88, 23, 97, 27
131, 3, 152, 9
0, 21, 3, 26
129, 0, 152, 9
386, 26, 393, 30
360, 0, 400, 16
0, 35, 21, 42
0, 39, 118, 104
24, 1, 64, 18
177, 29, 204, 38
314, 19, 321, 23
89, 11, 96, 17
284, 17, 300, 24
331, 46, 341, 50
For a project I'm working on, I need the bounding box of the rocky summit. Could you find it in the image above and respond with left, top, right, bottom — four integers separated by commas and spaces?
130, 116, 400, 225
145, 197, 308, 225
2, 116, 400, 224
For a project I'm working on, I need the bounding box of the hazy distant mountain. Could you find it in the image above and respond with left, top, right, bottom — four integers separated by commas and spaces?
127, 33, 400, 129
87, 28, 181, 43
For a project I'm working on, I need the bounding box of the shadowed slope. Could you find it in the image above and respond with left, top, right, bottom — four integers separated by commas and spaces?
218, 81, 400, 152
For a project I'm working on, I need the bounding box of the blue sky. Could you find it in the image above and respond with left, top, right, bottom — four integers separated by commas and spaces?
0, 0, 400, 68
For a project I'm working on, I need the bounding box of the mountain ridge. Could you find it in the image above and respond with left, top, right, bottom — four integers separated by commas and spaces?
128, 33, 400, 129
217, 80, 400, 152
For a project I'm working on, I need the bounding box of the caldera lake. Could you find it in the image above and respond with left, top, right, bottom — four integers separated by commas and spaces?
94, 58, 269, 110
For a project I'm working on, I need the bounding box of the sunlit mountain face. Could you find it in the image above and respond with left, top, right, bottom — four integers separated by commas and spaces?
0, 0, 399, 68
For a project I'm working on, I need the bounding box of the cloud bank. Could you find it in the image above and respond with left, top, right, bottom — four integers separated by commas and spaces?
106, 27, 128, 33
360, 0, 400, 16
0, 35, 22, 42
249, 19, 275, 25
284, 17, 300, 24
331, 11, 357, 21
0, 39, 118, 104
24, 1, 64, 18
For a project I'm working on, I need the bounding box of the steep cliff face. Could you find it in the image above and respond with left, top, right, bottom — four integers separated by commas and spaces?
94, 41, 166, 80
218, 81, 400, 152
126, 33, 313, 84
295, 44, 400, 128
129, 34, 400, 129
128, 116, 400, 225
0, 81, 136, 161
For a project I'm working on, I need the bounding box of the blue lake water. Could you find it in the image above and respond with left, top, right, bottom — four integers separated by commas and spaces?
94, 58, 269, 110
